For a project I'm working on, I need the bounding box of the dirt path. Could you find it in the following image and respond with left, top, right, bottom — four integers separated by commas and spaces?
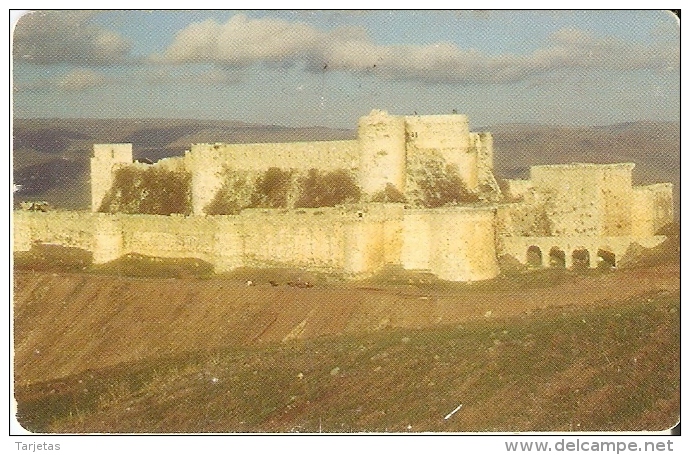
13, 263, 679, 385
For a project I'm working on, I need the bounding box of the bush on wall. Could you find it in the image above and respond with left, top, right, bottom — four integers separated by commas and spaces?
206, 167, 294, 215
251, 167, 294, 208
370, 183, 406, 203
295, 169, 362, 208
203, 166, 363, 214
100, 167, 192, 215
205, 173, 254, 215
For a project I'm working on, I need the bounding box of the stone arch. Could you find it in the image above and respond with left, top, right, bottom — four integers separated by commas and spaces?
549, 246, 566, 268
526, 245, 543, 268
571, 248, 590, 270
597, 248, 616, 269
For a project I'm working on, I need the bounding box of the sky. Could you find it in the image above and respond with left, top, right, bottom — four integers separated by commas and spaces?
11, 10, 680, 129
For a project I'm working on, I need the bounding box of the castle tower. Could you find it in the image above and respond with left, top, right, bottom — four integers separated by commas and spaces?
92, 214, 123, 264
428, 206, 500, 281
404, 114, 478, 191
186, 144, 227, 215
91, 144, 133, 212
476, 132, 494, 173
357, 110, 407, 196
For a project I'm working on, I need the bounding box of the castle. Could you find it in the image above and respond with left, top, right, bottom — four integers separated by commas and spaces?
14, 110, 673, 281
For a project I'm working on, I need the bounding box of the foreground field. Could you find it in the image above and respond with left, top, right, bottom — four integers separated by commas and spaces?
13, 253, 680, 432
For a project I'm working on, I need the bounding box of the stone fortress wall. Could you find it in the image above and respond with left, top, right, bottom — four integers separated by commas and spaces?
185, 140, 360, 215
14, 110, 674, 282
15, 204, 500, 281
498, 162, 671, 269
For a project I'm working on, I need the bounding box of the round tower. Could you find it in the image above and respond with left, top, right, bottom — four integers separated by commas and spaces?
357, 110, 407, 196
428, 206, 499, 281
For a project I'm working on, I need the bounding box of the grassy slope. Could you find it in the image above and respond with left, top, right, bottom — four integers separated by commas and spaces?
15, 291, 678, 433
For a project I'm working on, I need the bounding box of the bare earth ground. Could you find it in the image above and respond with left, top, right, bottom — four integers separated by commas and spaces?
14, 263, 679, 385
13, 257, 679, 433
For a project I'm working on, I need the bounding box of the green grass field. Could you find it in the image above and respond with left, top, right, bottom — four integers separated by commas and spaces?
15, 291, 679, 433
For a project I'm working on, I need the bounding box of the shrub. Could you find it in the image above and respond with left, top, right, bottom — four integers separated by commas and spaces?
205, 175, 254, 215
295, 169, 361, 208
251, 167, 294, 208
370, 183, 406, 203
100, 167, 191, 215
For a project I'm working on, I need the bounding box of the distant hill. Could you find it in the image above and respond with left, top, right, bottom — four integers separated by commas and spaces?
12, 118, 678, 214
12, 118, 355, 209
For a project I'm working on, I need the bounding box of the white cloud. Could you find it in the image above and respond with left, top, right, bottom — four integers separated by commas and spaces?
142, 67, 242, 86
161, 14, 323, 66
14, 68, 110, 92
13, 11, 132, 65
58, 68, 108, 91
157, 14, 679, 85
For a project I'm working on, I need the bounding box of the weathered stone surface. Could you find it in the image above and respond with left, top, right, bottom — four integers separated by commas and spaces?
14, 111, 673, 282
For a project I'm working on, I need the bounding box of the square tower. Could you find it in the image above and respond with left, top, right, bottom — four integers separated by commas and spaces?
91, 144, 133, 212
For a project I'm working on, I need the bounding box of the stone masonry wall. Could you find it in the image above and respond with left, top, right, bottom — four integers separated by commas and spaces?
401, 207, 500, 281
598, 164, 635, 236
91, 144, 133, 212
632, 183, 674, 237
186, 140, 360, 214
530, 164, 603, 236
13, 203, 501, 282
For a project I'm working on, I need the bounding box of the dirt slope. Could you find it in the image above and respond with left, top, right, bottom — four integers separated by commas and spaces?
14, 290, 679, 433
14, 263, 679, 386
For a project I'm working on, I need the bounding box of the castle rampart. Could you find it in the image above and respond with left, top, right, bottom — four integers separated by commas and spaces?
14, 202, 504, 281
15, 111, 674, 282
427, 207, 500, 281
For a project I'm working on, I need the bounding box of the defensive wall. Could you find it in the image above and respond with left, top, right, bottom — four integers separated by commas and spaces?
632, 183, 674, 238
529, 163, 635, 236
17, 110, 675, 282
186, 140, 360, 215
401, 207, 499, 281
501, 163, 672, 239
90, 110, 497, 215
14, 204, 501, 282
